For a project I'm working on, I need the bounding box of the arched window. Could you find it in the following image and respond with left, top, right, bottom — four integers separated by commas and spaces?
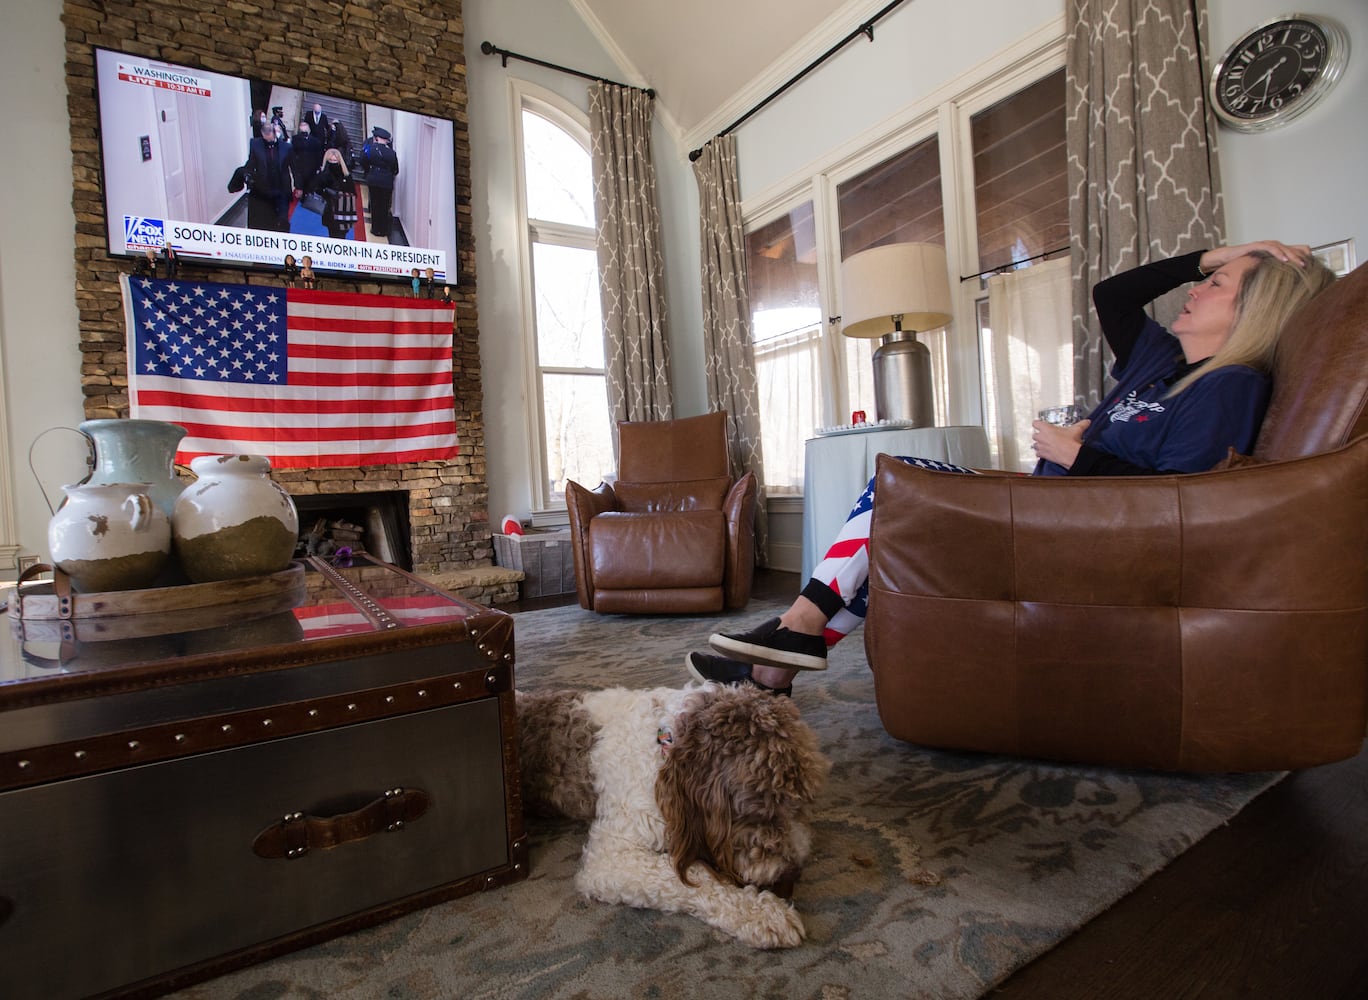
516, 96, 614, 506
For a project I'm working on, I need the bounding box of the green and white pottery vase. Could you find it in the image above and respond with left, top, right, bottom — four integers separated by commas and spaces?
79, 419, 187, 518
48, 483, 172, 592
173, 455, 300, 583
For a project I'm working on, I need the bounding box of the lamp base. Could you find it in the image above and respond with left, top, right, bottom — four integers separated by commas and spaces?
872, 333, 934, 427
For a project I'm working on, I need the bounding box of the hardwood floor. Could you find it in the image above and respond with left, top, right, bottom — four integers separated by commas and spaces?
995, 741, 1368, 1000
506, 570, 1368, 999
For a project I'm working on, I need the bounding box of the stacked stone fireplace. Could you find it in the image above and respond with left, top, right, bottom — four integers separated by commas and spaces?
59, 0, 519, 602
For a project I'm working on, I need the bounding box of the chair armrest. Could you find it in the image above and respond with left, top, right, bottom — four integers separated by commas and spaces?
565, 480, 618, 609
722, 472, 757, 608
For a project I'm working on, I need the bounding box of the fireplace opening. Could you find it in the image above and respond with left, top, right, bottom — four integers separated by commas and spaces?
293, 491, 412, 571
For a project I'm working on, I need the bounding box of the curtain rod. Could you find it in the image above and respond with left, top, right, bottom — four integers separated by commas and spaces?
688, 0, 910, 162
959, 245, 1071, 282
479, 41, 655, 99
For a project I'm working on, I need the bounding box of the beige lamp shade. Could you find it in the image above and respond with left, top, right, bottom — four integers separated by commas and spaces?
840, 242, 953, 339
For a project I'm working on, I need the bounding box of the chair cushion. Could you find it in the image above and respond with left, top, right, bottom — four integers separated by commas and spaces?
612, 478, 731, 513
588, 510, 726, 589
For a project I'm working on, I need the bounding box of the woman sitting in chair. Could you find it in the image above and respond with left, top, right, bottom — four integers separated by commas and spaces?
687, 240, 1337, 696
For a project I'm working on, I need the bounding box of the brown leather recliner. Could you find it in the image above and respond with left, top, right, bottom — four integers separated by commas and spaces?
864, 261, 1368, 772
565, 411, 756, 614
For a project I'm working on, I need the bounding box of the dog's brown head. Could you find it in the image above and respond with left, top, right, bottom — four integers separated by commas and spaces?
655, 684, 829, 893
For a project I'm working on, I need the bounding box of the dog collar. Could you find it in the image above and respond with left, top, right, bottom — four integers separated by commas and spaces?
656, 726, 674, 755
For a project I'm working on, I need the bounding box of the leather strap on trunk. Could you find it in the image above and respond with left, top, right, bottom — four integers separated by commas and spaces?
252, 787, 430, 859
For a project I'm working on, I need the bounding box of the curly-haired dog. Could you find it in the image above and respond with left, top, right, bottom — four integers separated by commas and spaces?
516, 682, 829, 948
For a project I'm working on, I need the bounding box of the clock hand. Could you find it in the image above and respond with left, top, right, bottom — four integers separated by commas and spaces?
1241, 55, 1289, 99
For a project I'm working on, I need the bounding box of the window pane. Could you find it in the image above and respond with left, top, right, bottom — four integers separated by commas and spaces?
533, 242, 604, 369
541, 372, 614, 499
836, 136, 945, 257
836, 137, 946, 417
745, 203, 823, 493
523, 110, 594, 227
971, 69, 1068, 274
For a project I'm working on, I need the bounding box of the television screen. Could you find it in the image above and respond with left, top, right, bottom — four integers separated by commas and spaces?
93, 47, 459, 285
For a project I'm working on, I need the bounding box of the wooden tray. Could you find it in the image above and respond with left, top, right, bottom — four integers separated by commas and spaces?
6, 562, 306, 642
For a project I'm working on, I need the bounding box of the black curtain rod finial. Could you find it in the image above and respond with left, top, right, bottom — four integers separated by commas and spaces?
480, 39, 654, 99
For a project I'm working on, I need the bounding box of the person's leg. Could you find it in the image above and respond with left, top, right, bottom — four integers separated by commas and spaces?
699, 455, 977, 690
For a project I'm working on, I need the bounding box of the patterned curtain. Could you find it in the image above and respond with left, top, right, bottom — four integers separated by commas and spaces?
588, 82, 673, 426
693, 135, 768, 565
1066, 0, 1225, 407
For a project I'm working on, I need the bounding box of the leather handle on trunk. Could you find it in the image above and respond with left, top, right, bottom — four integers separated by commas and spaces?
252, 787, 429, 860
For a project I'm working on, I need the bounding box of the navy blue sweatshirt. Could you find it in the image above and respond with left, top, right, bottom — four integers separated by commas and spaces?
1035, 251, 1270, 477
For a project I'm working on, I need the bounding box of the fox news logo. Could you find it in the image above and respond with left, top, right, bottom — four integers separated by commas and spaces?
125, 216, 165, 250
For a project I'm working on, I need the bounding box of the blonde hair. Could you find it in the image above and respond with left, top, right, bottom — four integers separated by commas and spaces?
1170, 251, 1337, 395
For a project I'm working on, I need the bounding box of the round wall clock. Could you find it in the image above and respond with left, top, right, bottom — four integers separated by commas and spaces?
1210, 14, 1350, 133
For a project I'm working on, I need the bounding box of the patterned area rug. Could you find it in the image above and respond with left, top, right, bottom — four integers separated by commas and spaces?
172, 598, 1280, 1000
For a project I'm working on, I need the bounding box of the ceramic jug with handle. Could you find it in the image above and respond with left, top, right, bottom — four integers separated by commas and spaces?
47, 482, 172, 592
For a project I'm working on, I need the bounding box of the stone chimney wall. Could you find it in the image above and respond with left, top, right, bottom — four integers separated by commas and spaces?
60, 0, 490, 579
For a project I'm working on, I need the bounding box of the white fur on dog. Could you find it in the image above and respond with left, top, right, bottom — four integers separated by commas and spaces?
571, 684, 810, 949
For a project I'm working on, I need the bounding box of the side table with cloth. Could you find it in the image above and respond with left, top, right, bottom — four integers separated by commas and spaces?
802, 425, 991, 580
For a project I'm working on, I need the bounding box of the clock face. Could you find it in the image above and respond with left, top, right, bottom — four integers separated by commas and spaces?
1211, 15, 1349, 132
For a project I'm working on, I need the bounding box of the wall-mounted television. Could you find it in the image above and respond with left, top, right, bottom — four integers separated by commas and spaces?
94, 47, 459, 285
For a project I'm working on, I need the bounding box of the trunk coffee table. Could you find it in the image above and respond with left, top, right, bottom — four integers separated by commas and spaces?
0, 554, 526, 999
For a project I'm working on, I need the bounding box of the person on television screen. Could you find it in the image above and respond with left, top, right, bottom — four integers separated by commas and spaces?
361, 126, 399, 239
329, 119, 353, 166
290, 121, 325, 195
308, 103, 329, 137
242, 122, 295, 232
308, 148, 354, 240
250, 109, 267, 139
270, 106, 290, 142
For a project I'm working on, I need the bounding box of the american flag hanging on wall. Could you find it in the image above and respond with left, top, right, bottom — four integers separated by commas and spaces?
121, 275, 459, 468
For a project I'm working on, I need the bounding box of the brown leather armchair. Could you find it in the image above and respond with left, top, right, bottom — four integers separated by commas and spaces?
864, 261, 1368, 772
565, 412, 756, 614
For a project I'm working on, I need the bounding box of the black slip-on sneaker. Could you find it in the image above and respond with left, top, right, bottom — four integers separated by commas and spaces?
684, 651, 792, 696
709, 616, 828, 671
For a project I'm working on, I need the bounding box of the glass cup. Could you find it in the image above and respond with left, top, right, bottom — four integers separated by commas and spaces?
1038, 404, 1085, 427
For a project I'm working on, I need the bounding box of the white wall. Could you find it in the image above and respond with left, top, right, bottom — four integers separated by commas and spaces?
4, 0, 1365, 566
730, 0, 1063, 201
1209, 0, 1368, 252
0, 0, 87, 569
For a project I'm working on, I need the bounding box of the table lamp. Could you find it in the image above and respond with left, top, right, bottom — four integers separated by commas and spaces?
840, 242, 953, 427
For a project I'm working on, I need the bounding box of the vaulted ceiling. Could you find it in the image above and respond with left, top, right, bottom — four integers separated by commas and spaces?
570, 0, 889, 149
